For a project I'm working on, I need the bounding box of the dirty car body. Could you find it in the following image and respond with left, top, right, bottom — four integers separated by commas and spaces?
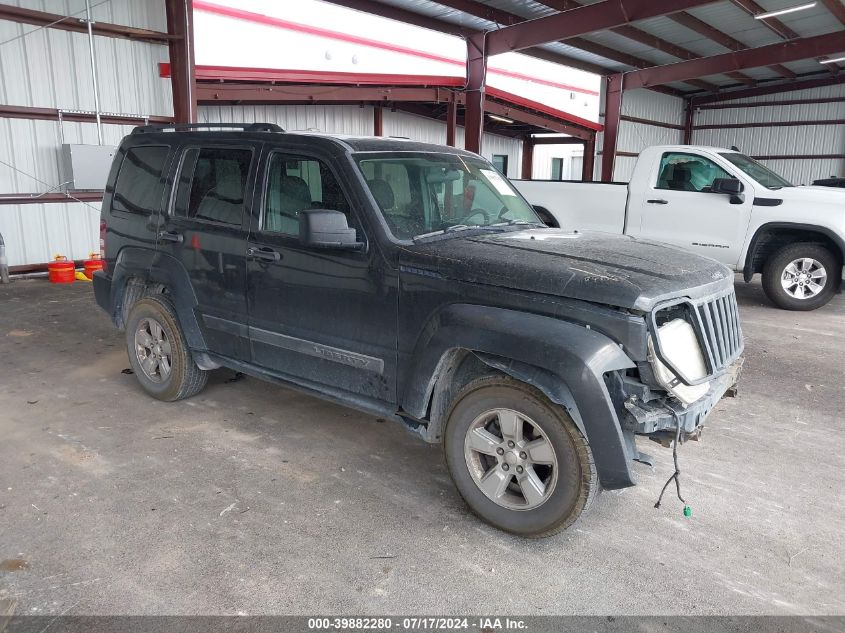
94, 126, 743, 536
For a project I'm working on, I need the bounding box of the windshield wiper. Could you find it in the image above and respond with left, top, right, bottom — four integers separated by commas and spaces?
490, 219, 545, 228
412, 224, 481, 241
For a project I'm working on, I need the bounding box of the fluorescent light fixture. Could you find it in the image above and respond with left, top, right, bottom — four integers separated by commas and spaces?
487, 113, 514, 124
754, 1, 816, 19
820, 55, 845, 64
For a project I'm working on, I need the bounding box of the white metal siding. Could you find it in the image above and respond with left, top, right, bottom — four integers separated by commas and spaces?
200, 104, 374, 135
0, 201, 102, 267
199, 107, 523, 178
692, 84, 845, 185
614, 89, 685, 182
0, 1, 173, 266
531, 144, 583, 180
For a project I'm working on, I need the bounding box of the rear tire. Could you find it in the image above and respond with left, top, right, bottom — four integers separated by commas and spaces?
125, 296, 207, 401
762, 243, 839, 311
443, 375, 597, 538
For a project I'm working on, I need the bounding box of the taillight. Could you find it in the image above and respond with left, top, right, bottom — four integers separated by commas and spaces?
99, 219, 107, 272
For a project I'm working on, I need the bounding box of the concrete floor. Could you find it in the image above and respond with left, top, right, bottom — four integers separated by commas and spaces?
0, 277, 843, 616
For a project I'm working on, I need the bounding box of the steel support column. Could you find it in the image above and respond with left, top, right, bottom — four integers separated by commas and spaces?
165, 0, 196, 123
446, 100, 458, 147
464, 32, 487, 154
684, 99, 694, 144
582, 135, 596, 182
521, 138, 534, 179
601, 74, 623, 183
373, 106, 384, 136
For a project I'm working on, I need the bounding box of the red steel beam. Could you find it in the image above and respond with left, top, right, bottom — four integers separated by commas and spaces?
165, 0, 197, 123
373, 106, 384, 136
521, 138, 534, 179
464, 32, 486, 154
620, 114, 686, 130
435, 0, 721, 91
667, 11, 796, 78
729, 0, 800, 39
196, 83, 458, 104
690, 73, 845, 104
697, 95, 845, 109
819, 0, 845, 26
318, 0, 610, 76
624, 32, 845, 90
582, 135, 596, 182
684, 100, 694, 144
601, 74, 623, 182
0, 192, 104, 205
485, 0, 717, 56
446, 100, 457, 147
0, 104, 171, 125
694, 118, 845, 129
0, 3, 172, 43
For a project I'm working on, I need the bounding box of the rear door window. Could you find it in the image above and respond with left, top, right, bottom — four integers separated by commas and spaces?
111, 145, 170, 215
174, 147, 253, 225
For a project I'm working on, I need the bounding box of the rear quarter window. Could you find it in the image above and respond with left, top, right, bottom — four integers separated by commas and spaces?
111, 145, 170, 215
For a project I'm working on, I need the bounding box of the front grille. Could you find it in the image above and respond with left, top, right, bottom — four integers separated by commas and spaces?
695, 290, 743, 373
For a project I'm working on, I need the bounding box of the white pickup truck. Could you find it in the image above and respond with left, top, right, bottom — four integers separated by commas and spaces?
514, 145, 845, 311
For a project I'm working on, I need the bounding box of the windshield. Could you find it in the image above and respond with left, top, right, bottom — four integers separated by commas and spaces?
355, 152, 542, 240
719, 152, 792, 189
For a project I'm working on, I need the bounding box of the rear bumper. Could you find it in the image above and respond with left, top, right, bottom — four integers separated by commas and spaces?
624, 358, 743, 436
92, 270, 112, 315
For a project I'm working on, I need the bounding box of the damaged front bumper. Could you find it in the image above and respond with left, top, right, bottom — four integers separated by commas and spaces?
623, 357, 743, 439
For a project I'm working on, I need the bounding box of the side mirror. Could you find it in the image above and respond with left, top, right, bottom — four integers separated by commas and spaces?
711, 178, 745, 204
298, 209, 364, 250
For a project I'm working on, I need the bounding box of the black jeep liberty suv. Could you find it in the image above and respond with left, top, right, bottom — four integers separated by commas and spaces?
94, 123, 743, 537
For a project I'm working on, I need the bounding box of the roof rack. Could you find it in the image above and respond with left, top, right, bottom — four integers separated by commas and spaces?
131, 122, 285, 134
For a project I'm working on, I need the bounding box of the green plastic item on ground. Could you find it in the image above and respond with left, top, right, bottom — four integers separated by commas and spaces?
683, 505, 692, 517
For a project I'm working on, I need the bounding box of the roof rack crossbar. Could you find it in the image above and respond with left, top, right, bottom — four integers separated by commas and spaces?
132, 122, 285, 134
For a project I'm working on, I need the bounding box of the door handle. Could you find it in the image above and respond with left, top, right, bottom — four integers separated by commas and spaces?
247, 246, 281, 262
158, 230, 183, 243
647, 199, 669, 205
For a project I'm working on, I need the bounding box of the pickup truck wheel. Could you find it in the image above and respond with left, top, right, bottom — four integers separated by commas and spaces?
762, 243, 839, 311
443, 375, 596, 537
125, 296, 208, 401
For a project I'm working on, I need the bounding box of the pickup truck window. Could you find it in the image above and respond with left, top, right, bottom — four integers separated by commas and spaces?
174, 147, 252, 225
263, 153, 351, 235
656, 152, 732, 193
355, 152, 540, 240
719, 152, 792, 189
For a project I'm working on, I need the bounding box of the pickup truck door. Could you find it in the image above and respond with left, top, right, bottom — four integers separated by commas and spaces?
245, 147, 397, 404
631, 150, 753, 268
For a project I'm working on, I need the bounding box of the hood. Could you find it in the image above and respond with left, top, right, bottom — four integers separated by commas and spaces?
780, 186, 845, 204
399, 229, 733, 312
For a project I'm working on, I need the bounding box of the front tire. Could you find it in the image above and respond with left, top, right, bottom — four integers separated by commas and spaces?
443, 375, 597, 538
762, 243, 839, 311
125, 296, 208, 401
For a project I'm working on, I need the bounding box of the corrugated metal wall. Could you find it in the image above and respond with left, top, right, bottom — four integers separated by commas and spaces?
0, 0, 172, 267
614, 88, 685, 181
200, 106, 524, 178
692, 83, 845, 185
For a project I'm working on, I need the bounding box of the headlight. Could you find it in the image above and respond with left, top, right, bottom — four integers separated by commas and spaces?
648, 318, 710, 406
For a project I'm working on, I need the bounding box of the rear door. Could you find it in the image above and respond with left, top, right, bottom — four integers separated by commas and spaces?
245, 145, 397, 404
632, 150, 753, 267
156, 142, 259, 361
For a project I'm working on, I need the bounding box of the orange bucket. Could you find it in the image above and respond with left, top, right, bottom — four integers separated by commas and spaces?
83, 255, 103, 279
47, 256, 75, 284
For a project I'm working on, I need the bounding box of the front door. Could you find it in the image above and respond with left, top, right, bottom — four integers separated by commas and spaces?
246, 148, 397, 404
634, 151, 753, 268
157, 143, 258, 361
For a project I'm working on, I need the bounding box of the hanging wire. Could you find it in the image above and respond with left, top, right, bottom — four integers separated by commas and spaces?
0, 0, 112, 49
0, 156, 102, 212
653, 405, 689, 511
